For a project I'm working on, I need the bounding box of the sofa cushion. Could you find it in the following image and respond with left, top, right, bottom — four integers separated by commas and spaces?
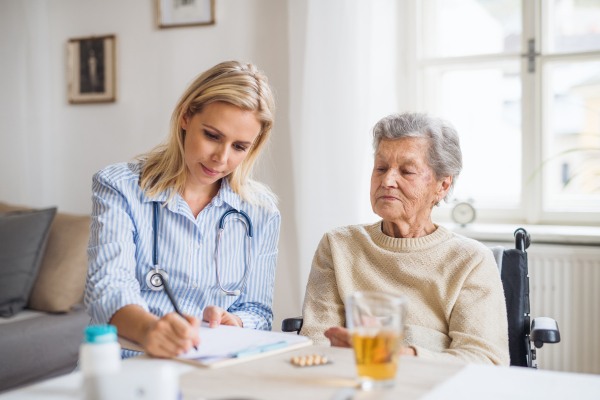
0, 208, 57, 317
0, 202, 90, 312
28, 213, 91, 312
0, 307, 90, 392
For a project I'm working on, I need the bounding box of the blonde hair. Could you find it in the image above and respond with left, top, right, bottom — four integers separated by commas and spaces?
138, 61, 277, 207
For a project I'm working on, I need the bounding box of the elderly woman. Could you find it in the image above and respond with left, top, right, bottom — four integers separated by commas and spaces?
299, 113, 509, 365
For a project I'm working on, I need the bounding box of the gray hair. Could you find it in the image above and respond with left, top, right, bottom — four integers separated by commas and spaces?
372, 112, 462, 203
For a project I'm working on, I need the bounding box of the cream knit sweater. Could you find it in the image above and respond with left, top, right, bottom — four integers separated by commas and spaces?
300, 221, 510, 366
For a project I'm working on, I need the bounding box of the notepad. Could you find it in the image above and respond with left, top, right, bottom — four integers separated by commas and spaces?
118, 322, 312, 369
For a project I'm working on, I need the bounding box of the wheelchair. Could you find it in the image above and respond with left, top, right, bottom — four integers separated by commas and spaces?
281, 228, 560, 368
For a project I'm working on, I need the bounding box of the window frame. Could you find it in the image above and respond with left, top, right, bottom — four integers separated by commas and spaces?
404, 0, 600, 226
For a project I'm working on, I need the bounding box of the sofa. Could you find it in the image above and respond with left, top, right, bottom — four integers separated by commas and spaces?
0, 202, 91, 393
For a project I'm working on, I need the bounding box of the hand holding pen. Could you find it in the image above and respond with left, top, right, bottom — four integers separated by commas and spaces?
138, 308, 200, 358
160, 275, 199, 352
144, 277, 243, 357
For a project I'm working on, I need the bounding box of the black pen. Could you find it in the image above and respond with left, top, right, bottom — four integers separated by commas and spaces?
160, 276, 198, 351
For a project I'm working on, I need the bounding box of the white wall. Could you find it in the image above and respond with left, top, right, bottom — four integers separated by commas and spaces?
0, 0, 301, 330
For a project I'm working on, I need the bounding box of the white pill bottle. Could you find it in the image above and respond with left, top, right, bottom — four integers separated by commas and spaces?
80, 325, 121, 400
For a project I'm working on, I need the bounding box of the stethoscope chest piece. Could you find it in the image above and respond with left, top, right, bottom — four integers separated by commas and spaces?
145, 268, 169, 291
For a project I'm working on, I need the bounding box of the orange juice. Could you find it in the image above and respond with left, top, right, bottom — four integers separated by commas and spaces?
352, 330, 402, 380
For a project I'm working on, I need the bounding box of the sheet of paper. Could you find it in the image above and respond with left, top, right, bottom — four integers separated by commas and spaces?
421, 363, 600, 400
177, 322, 310, 365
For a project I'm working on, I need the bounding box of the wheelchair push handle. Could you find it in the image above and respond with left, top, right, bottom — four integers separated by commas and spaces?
514, 228, 530, 251
282, 316, 304, 334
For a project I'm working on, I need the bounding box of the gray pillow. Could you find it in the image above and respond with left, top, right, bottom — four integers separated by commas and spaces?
0, 208, 57, 317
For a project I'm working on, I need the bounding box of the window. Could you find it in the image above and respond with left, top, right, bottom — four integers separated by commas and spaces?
409, 0, 600, 225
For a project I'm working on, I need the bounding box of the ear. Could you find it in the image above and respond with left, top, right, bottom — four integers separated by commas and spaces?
436, 175, 453, 203
180, 112, 190, 131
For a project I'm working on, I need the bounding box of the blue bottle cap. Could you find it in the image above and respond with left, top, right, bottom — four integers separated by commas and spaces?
83, 325, 118, 344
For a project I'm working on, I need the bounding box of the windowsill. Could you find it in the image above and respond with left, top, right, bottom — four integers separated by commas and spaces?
440, 222, 600, 246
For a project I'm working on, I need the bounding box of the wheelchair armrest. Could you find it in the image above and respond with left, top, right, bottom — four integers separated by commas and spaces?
530, 317, 561, 348
282, 316, 303, 333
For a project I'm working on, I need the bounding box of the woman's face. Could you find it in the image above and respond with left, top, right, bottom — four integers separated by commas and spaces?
370, 137, 449, 224
181, 102, 261, 189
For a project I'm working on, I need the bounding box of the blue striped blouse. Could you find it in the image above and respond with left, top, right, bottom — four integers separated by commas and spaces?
84, 162, 281, 353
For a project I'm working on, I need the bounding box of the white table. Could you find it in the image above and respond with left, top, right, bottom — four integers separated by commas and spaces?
3, 345, 600, 400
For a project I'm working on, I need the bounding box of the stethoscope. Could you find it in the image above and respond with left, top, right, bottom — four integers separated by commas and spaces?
144, 202, 253, 297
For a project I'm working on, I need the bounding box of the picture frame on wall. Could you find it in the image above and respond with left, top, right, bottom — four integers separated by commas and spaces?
156, 0, 215, 28
67, 35, 117, 104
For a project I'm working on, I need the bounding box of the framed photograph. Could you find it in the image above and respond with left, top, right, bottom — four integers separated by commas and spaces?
67, 35, 117, 104
156, 0, 215, 29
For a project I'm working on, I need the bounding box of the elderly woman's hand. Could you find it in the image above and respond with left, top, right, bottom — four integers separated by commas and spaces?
324, 327, 352, 347
324, 326, 416, 356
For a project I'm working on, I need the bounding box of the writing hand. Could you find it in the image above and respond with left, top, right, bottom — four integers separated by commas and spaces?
141, 312, 200, 358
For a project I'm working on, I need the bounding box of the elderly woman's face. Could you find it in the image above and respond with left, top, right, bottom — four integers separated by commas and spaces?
370, 137, 445, 223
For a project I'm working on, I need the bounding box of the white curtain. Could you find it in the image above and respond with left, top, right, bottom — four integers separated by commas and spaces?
0, 0, 53, 208
288, 0, 400, 303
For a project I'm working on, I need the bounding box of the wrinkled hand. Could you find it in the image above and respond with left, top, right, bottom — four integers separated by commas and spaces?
324, 326, 352, 348
203, 305, 243, 328
324, 326, 416, 356
141, 313, 200, 358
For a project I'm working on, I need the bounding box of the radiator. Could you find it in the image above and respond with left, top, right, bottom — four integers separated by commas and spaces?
527, 244, 600, 374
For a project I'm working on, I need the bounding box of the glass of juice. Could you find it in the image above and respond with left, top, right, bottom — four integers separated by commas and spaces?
345, 291, 408, 390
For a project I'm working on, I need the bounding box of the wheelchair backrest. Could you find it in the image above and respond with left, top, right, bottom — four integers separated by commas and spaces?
500, 248, 530, 367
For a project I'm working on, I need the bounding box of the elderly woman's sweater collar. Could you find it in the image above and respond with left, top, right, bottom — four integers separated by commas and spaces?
368, 221, 451, 252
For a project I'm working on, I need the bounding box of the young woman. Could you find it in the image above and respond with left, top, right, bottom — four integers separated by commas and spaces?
85, 61, 280, 358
